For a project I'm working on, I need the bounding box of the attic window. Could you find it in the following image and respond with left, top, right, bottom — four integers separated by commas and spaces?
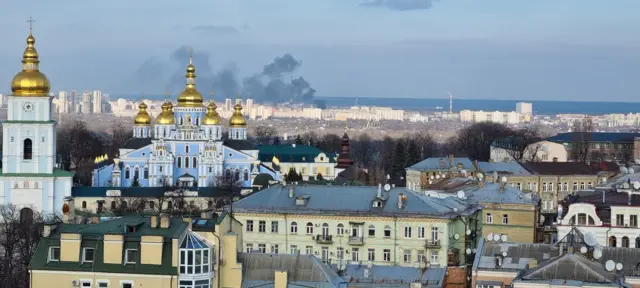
372, 200, 383, 208
127, 225, 137, 233
296, 196, 309, 206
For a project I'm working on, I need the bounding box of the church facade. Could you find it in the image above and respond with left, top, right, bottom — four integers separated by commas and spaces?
92, 54, 279, 188
0, 28, 73, 215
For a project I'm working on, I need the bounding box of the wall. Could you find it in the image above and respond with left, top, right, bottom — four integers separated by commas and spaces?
30, 271, 177, 288
481, 203, 536, 243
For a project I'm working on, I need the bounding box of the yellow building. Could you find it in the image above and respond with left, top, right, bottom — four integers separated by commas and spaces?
231, 184, 482, 268
258, 144, 337, 180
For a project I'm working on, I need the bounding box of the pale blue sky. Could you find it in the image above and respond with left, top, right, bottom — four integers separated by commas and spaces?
1, 0, 640, 101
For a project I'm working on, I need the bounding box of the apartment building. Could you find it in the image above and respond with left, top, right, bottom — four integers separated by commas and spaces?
490, 138, 567, 163
405, 156, 478, 191
258, 144, 337, 180
547, 132, 640, 162
232, 184, 482, 268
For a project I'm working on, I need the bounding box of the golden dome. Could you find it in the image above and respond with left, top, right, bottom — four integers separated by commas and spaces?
203, 101, 222, 125
10, 31, 51, 97
155, 101, 175, 125
177, 51, 204, 107
229, 103, 247, 127
134, 102, 151, 125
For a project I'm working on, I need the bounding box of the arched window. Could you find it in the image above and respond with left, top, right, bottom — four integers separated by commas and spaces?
622, 236, 630, 248
636, 237, 640, 248
235, 131, 239, 139
185, 157, 190, 168
322, 223, 329, 236
111, 201, 116, 210
186, 145, 190, 153
337, 223, 344, 235
243, 169, 249, 181
384, 226, 392, 238
177, 157, 182, 168
226, 169, 232, 180
588, 216, 595, 225
609, 236, 617, 247
20, 208, 33, 224
196, 118, 199, 126
121, 201, 128, 209
23, 138, 33, 160
368, 225, 376, 237
125, 167, 130, 179
134, 167, 139, 179
193, 157, 197, 168
306, 222, 313, 234
149, 201, 155, 210
144, 167, 149, 179
290, 222, 298, 233
179, 117, 183, 125
234, 169, 240, 180
82, 201, 87, 209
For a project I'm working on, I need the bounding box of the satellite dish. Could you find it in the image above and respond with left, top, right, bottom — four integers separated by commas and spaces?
621, 167, 629, 174
601, 177, 607, 183
436, 174, 441, 179
501, 234, 508, 242
383, 184, 391, 192
466, 229, 472, 235
457, 190, 466, 199
468, 176, 474, 180
477, 173, 484, 180
430, 175, 434, 180
461, 169, 467, 176
454, 234, 460, 240
493, 234, 501, 242
502, 251, 507, 257
466, 248, 472, 255
634, 181, 640, 190
630, 168, 636, 174
428, 180, 432, 185
580, 246, 588, 254
593, 248, 602, 259
487, 233, 494, 241
616, 263, 623, 271
501, 176, 508, 183
605, 260, 615, 272
584, 232, 598, 247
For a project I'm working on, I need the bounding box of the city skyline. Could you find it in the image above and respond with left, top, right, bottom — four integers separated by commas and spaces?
1, 0, 640, 101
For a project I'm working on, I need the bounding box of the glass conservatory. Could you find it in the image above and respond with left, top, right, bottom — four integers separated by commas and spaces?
179, 231, 214, 288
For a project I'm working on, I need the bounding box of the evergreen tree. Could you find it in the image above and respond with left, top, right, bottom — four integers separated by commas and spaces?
316, 173, 324, 181
391, 140, 406, 185
295, 135, 303, 145
405, 140, 421, 168
285, 167, 303, 182
131, 175, 141, 187
308, 136, 314, 147
273, 137, 281, 145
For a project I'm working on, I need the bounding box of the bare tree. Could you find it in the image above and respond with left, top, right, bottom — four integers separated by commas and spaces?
57, 120, 105, 185
254, 125, 278, 145
570, 118, 594, 162
107, 125, 133, 157
503, 127, 544, 162
451, 122, 514, 161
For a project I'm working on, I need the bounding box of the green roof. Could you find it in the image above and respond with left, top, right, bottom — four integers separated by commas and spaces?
257, 144, 336, 163
29, 217, 187, 275
0, 168, 74, 178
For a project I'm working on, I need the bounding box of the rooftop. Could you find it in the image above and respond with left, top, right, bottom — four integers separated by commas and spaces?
338, 264, 446, 287
407, 157, 476, 172
232, 184, 480, 219
72, 186, 223, 198
239, 253, 344, 288
520, 162, 598, 175
258, 144, 336, 163
547, 132, 640, 143
425, 178, 537, 206
0, 167, 74, 178
477, 162, 530, 176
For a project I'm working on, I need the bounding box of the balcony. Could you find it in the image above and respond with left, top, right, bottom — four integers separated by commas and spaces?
425, 239, 441, 248
315, 234, 333, 244
348, 236, 364, 246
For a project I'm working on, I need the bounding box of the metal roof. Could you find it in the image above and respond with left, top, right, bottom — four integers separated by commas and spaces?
407, 157, 476, 172
477, 162, 531, 175
547, 132, 640, 143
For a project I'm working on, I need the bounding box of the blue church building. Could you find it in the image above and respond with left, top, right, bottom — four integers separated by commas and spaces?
92, 54, 278, 189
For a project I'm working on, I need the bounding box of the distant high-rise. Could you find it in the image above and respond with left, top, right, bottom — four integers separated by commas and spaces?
235, 98, 243, 106
82, 91, 91, 114
246, 98, 254, 112
516, 102, 533, 115
58, 91, 69, 113
225, 98, 232, 111
0, 94, 5, 106
92, 90, 102, 114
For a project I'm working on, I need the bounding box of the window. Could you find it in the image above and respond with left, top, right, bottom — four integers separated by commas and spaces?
403, 250, 411, 263
234, 169, 240, 180
193, 157, 197, 168
549, 182, 554, 192
417, 250, 426, 263
322, 223, 329, 236
578, 214, 587, 225
125, 167, 130, 179
246, 220, 254, 232
383, 249, 391, 262
588, 182, 593, 188
431, 227, 439, 241
368, 225, 375, 237
573, 182, 578, 191
337, 247, 344, 259
185, 157, 190, 168
563, 182, 569, 191
337, 223, 344, 235
351, 248, 359, 262
271, 244, 279, 254
404, 226, 412, 238
82, 201, 87, 209
97, 282, 108, 288
83, 248, 95, 263
368, 248, 375, 261
185, 145, 190, 153
23, 138, 33, 159
134, 167, 139, 180
258, 244, 266, 253
305, 246, 313, 255
632, 215, 638, 227
246, 244, 253, 253
542, 183, 547, 192
430, 251, 439, 264
290, 245, 298, 255
502, 214, 508, 224
258, 221, 266, 233
290, 222, 298, 233
271, 221, 279, 233
616, 214, 624, 226
125, 249, 138, 264
243, 170, 249, 181
111, 201, 116, 210
81, 281, 91, 287
580, 182, 586, 190
418, 226, 425, 239
486, 213, 493, 224
306, 222, 313, 234
384, 226, 391, 238
177, 157, 182, 168
622, 237, 630, 248
159, 166, 163, 173
143, 167, 149, 179
609, 236, 617, 247
121, 282, 133, 288
149, 201, 155, 210
48, 246, 60, 262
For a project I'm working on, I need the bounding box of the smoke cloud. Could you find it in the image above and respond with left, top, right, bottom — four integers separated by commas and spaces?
359, 0, 436, 11
128, 46, 315, 103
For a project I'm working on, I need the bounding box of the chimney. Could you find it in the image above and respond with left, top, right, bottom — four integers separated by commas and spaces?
43, 223, 57, 237
150, 215, 158, 228
289, 187, 295, 198
184, 217, 192, 230
377, 184, 382, 198
440, 158, 445, 169
160, 214, 170, 229
473, 160, 479, 171
91, 216, 100, 224
528, 259, 537, 269
398, 193, 405, 209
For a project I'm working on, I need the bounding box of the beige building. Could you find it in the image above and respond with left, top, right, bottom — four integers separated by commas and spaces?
490, 139, 568, 162
258, 144, 337, 180
232, 184, 482, 268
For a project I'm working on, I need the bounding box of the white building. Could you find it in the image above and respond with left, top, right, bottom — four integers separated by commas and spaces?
490, 139, 568, 162
81, 91, 91, 114
92, 90, 102, 114
0, 29, 73, 215
516, 102, 532, 115
58, 91, 69, 113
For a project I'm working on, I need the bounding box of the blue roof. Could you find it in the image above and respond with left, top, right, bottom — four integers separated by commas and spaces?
408, 157, 476, 172
547, 132, 640, 143
465, 182, 537, 205
477, 162, 531, 175
339, 265, 445, 287
72, 186, 222, 198
232, 185, 480, 218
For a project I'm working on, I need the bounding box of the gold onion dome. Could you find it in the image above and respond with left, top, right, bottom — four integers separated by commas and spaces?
203, 101, 222, 125
11, 31, 51, 97
229, 103, 247, 127
176, 51, 204, 107
134, 101, 151, 125
155, 101, 175, 124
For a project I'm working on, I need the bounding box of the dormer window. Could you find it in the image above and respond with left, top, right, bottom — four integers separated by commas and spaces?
48, 246, 60, 262
125, 249, 138, 264
296, 196, 309, 206
372, 200, 383, 208
82, 248, 95, 263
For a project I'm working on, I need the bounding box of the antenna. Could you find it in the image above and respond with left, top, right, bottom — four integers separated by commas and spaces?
605, 260, 615, 272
